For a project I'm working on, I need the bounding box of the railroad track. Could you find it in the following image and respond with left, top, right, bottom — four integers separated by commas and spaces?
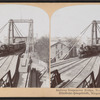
0, 57, 8, 60
59, 58, 89, 74
0, 56, 9, 68
0, 51, 21, 80
0, 56, 15, 78
60, 56, 99, 88
51, 57, 88, 72
51, 57, 79, 68
0, 48, 24, 70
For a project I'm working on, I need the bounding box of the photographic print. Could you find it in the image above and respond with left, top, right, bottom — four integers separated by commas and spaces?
1, 3, 100, 97
0, 4, 49, 88
50, 5, 100, 88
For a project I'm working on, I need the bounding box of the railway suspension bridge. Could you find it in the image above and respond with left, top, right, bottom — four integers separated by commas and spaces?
51, 20, 100, 88
0, 19, 48, 87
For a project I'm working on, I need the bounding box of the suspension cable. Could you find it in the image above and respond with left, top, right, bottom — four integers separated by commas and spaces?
14, 24, 24, 42
14, 24, 22, 37
0, 22, 9, 43
63, 24, 91, 59
51, 23, 92, 60
97, 24, 100, 34
14, 24, 23, 37
63, 23, 92, 59
0, 22, 8, 34
97, 25, 100, 42
14, 23, 24, 37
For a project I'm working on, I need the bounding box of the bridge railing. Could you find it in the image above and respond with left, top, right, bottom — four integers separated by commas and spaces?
25, 63, 31, 87
77, 71, 95, 88
0, 71, 12, 87
25, 59, 40, 87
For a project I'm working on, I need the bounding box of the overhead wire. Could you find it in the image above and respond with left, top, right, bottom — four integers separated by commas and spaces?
0, 22, 9, 43
51, 23, 92, 61
13, 24, 22, 37
0, 22, 8, 34
14, 23, 24, 37
97, 24, 100, 34
63, 23, 92, 59
13, 23, 24, 41
96, 25, 100, 42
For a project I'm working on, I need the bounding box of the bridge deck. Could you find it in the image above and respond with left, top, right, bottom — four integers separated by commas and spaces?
51, 55, 100, 88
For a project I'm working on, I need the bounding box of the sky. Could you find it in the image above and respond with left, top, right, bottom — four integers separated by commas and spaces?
0, 4, 49, 43
51, 5, 100, 44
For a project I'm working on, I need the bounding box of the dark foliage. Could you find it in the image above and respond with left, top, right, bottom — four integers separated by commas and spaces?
34, 36, 49, 64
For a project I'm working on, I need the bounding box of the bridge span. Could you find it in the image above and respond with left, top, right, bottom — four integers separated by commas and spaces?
51, 20, 100, 88
0, 19, 49, 88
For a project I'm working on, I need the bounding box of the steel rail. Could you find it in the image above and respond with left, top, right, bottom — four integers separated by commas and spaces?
0, 56, 9, 68
63, 56, 98, 88
59, 58, 89, 74
5, 55, 15, 71
51, 57, 79, 68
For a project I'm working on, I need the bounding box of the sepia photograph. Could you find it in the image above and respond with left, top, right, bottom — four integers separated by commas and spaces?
0, 4, 49, 88
50, 5, 100, 88
1, 2, 100, 98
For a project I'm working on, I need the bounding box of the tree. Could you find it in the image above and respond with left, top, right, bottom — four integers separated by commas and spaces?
34, 36, 49, 64
62, 37, 80, 59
